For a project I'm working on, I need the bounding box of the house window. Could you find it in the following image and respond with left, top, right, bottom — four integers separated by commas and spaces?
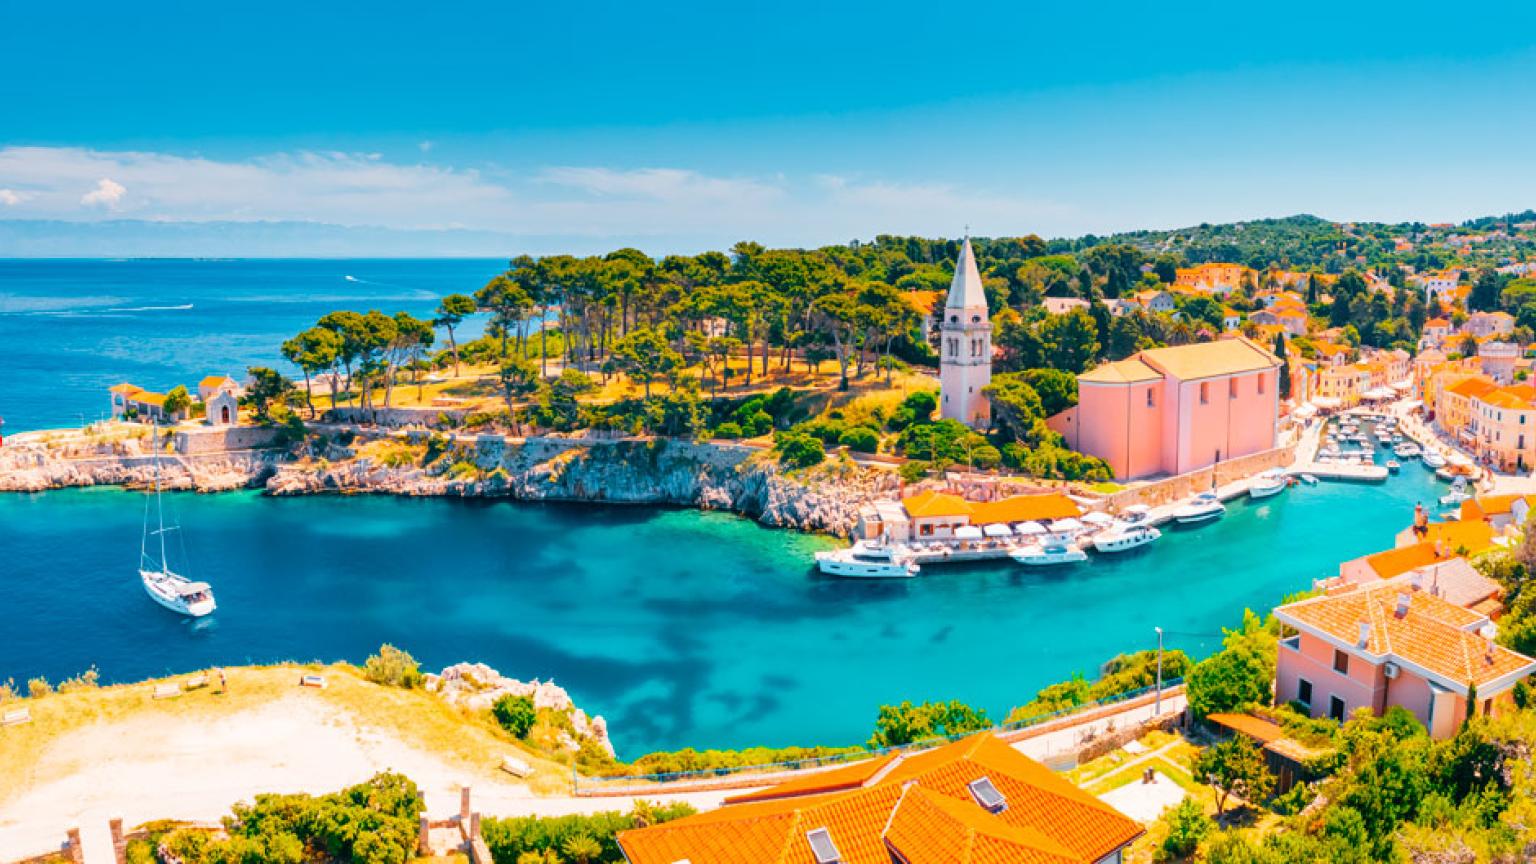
1333, 649, 1349, 675
1258, 375, 1265, 395
1229, 378, 1238, 398
1146, 389, 1155, 408
1329, 695, 1346, 722
1297, 678, 1313, 709
1200, 382, 1209, 404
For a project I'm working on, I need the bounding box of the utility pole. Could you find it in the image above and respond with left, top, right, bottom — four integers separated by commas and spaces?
1154, 626, 1164, 715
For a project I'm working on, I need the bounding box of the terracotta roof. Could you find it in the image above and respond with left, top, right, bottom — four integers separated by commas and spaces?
1379, 559, 1502, 611
109, 383, 143, 395
1427, 318, 1452, 328
1448, 378, 1499, 400
1478, 388, 1535, 410
969, 493, 1081, 525
725, 754, 900, 804
199, 375, 237, 389
1363, 540, 1456, 580
129, 391, 168, 407
619, 733, 1143, 864
883, 785, 1078, 864
1138, 337, 1279, 381
1276, 584, 1535, 690
1207, 713, 1284, 744
1421, 519, 1497, 555
1468, 493, 1530, 517
1079, 358, 1161, 384
903, 490, 975, 519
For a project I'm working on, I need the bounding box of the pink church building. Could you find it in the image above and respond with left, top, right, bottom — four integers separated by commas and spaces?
1273, 584, 1536, 738
1052, 337, 1281, 480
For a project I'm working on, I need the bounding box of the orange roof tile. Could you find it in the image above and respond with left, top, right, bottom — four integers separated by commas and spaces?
1277, 584, 1535, 690
902, 490, 975, 519
1470, 494, 1529, 517
969, 493, 1081, 525
1422, 519, 1497, 555
1426, 318, 1451, 328
1136, 337, 1279, 381
1478, 389, 1535, 410
1448, 378, 1499, 400
1364, 541, 1456, 580
621, 733, 1143, 864
1079, 358, 1161, 384
108, 382, 143, 395
725, 754, 900, 804
198, 375, 236, 389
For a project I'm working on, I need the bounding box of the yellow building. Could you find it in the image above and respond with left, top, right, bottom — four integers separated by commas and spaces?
1174, 262, 1257, 295
1469, 385, 1536, 472
1317, 364, 1371, 408
1437, 376, 1499, 441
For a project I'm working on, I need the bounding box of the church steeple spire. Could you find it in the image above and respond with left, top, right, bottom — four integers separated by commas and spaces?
945, 237, 987, 311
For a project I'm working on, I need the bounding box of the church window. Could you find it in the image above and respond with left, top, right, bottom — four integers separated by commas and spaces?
1200, 382, 1209, 404
1258, 375, 1265, 395
950, 315, 958, 323
971, 315, 981, 323
1229, 378, 1238, 398
1146, 389, 1155, 408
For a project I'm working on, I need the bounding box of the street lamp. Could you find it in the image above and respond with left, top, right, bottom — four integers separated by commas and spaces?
1154, 626, 1164, 715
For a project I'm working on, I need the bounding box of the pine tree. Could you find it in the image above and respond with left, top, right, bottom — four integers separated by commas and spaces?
1273, 332, 1292, 400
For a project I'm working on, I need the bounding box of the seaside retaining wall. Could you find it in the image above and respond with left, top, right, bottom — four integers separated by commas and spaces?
1102, 444, 1297, 511
174, 426, 281, 454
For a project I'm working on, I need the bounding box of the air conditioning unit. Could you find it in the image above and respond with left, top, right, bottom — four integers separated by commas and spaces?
1383, 662, 1400, 679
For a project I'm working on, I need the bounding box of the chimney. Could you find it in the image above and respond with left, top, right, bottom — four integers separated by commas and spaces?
1395, 593, 1412, 618
1358, 620, 1371, 648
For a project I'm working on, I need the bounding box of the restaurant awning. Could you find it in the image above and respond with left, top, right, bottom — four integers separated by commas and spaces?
1312, 397, 1343, 409
982, 523, 1013, 538
954, 525, 984, 540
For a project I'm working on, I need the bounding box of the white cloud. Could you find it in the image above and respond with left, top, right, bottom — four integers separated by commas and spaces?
0, 146, 1071, 249
0, 188, 21, 206
418, 140, 434, 153
81, 177, 127, 208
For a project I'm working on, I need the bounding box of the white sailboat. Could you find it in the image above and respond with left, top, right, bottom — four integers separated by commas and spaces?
140, 426, 216, 617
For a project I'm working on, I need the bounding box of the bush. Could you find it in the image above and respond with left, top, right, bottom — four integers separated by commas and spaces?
712, 422, 743, 439
795, 417, 847, 445
362, 644, 423, 689
971, 444, 1002, 469
56, 667, 100, 693
869, 700, 990, 748
774, 432, 825, 469
1159, 798, 1213, 860
493, 693, 538, 739
27, 677, 50, 698
484, 804, 696, 863
837, 426, 880, 453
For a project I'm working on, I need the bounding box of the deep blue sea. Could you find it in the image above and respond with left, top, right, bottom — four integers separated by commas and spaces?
0, 260, 1454, 756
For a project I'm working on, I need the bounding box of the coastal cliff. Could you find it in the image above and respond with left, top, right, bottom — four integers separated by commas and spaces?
2, 433, 898, 536
266, 435, 900, 536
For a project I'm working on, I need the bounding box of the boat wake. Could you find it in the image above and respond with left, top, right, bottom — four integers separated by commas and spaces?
106, 303, 194, 312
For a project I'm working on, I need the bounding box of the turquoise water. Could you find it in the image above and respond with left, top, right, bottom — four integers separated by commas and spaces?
0, 261, 1454, 754
0, 460, 1448, 756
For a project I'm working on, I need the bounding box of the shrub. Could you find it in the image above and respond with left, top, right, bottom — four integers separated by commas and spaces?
482, 803, 695, 863
712, 422, 743, 439
837, 426, 880, 453
774, 432, 825, 469
795, 417, 847, 445
898, 460, 931, 483
27, 677, 51, 698
362, 644, 423, 689
869, 700, 990, 748
971, 444, 1002, 469
447, 459, 480, 480
56, 667, 101, 693
493, 694, 538, 739
1158, 798, 1213, 860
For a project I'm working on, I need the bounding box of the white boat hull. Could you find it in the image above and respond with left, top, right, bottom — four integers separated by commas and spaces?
1248, 482, 1286, 499
1173, 506, 1225, 523
1092, 527, 1161, 553
140, 569, 216, 617
1010, 547, 1088, 566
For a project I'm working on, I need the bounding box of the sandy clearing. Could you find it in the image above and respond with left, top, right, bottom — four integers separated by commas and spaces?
0, 695, 742, 862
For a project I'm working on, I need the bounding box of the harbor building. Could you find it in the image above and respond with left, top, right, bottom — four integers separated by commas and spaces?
1052, 337, 1281, 480
1274, 584, 1536, 738
938, 238, 992, 428
618, 732, 1144, 864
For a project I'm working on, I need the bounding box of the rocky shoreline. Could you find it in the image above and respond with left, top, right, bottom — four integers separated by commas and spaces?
0, 433, 899, 537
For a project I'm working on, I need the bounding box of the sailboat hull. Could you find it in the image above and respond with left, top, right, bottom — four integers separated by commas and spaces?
141, 569, 216, 617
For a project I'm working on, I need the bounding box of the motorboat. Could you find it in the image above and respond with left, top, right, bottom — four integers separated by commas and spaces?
139, 423, 217, 617
1394, 442, 1421, 458
1248, 469, 1288, 499
816, 541, 920, 578
1299, 473, 1319, 485
1423, 452, 1448, 469
1439, 477, 1472, 507
1011, 537, 1088, 566
1092, 523, 1162, 553
1172, 492, 1226, 524
1119, 504, 1152, 524
1386, 460, 1401, 472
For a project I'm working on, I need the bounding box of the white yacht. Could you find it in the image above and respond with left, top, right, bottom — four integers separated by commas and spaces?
1172, 492, 1226, 524
816, 541, 919, 579
1092, 523, 1161, 553
1248, 470, 1288, 499
1423, 451, 1448, 469
1010, 537, 1088, 566
1439, 477, 1472, 507
140, 426, 216, 617
1394, 442, 1421, 458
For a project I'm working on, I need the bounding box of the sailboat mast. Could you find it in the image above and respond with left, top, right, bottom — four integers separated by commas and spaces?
154, 422, 168, 571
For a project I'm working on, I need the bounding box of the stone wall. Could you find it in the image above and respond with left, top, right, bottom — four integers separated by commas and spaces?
0, 445, 278, 492
173, 426, 281, 454
1103, 444, 1297, 511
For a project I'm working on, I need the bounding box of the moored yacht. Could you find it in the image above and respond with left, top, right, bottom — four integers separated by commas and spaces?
1172, 492, 1226, 524
1248, 469, 1288, 499
1092, 522, 1161, 553
1423, 451, 1447, 469
1010, 536, 1088, 566
816, 541, 920, 578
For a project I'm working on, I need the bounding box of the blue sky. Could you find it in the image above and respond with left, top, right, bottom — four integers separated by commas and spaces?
4, 0, 1536, 255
